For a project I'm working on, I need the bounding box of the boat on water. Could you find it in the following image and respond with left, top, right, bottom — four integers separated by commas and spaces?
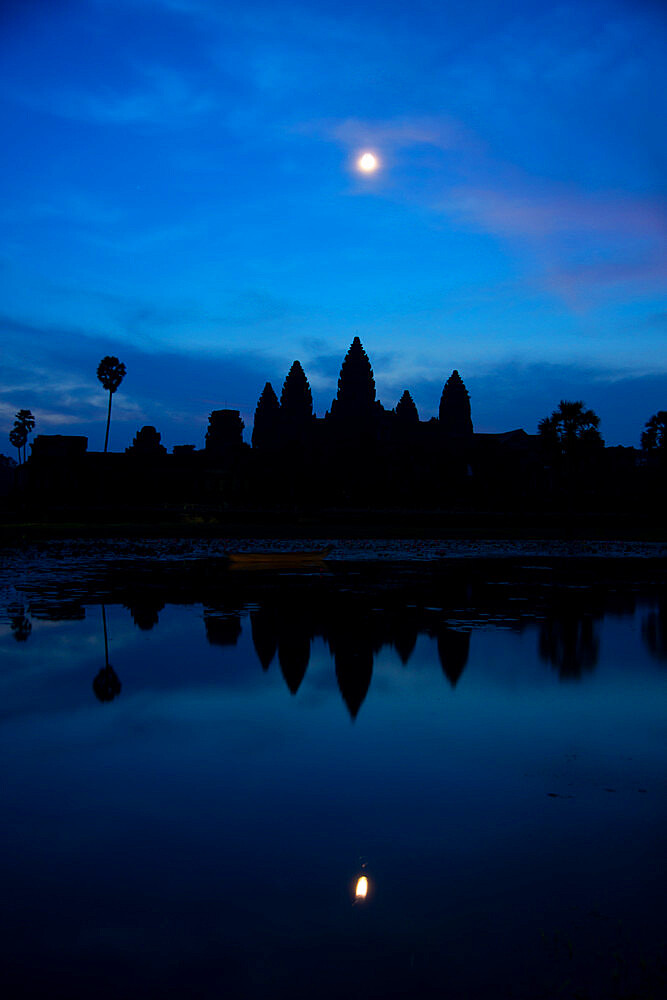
226, 546, 332, 567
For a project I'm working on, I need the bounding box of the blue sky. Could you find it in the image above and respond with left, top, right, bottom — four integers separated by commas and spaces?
1, 0, 665, 450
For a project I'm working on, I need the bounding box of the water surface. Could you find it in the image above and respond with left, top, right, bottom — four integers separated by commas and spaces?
1, 556, 665, 998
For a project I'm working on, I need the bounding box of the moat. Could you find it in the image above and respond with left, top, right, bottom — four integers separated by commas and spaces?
1, 547, 665, 998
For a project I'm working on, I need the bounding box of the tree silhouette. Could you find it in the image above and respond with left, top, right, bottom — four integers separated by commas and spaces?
94, 604, 122, 702
439, 370, 473, 437
641, 411, 667, 456
8, 603, 32, 641
96, 356, 127, 453
252, 381, 281, 450
14, 410, 35, 463
642, 598, 667, 662
538, 400, 603, 457
539, 612, 599, 680
93, 665, 122, 701
9, 425, 26, 465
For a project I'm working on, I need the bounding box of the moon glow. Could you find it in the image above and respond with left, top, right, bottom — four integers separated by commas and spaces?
357, 152, 379, 173
355, 876, 369, 898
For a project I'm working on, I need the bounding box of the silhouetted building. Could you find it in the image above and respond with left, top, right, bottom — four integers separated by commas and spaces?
248, 340, 480, 505
126, 425, 167, 456
395, 390, 419, 427
252, 382, 281, 451
330, 336, 378, 424
280, 361, 313, 446
439, 370, 473, 438
205, 409, 245, 457
16, 336, 654, 513
31, 434, 88, 459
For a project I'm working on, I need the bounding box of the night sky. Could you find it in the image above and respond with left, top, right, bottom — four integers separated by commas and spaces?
2, 0, 665, 452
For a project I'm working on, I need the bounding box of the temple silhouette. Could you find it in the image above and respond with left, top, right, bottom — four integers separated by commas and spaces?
8, 337, 658, 511
251, 337, 479, 505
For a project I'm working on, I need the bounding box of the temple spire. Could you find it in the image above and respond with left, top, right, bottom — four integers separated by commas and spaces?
331, 337, 376, 420
439, 370, 472, 437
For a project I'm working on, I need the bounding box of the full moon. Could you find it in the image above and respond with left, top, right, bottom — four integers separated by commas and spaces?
357, 152, 379, 173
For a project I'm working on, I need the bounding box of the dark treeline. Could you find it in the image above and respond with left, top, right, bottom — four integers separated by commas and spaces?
4, 338, 666, 513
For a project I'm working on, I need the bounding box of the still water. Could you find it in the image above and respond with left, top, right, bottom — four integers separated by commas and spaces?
1, 556, 665, 998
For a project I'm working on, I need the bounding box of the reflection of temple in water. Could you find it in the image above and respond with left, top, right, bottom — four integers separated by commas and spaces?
250, 608, 278, 670
436, 627, 471, 688
278, 630, 311, 694
204, 606, 242, 646
244, 590, 474, 717
9, 561, 660, 716
124, 592, 165, 631
391, 620, 418, 665
333, 637, 374, 720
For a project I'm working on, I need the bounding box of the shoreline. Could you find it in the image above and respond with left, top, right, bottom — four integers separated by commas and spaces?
1, 505, 665, 545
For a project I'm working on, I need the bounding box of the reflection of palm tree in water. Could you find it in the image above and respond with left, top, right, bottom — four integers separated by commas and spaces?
93, 604, 121, 702
8, 603, 32, 642
539, 600, 600, 680
642, 597, 667, 662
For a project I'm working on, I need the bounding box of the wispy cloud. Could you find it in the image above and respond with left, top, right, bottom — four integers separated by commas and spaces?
442, 186, 666, 239
16, 61, 216, 128
313, 110, 666, 306
441, 184, 667, 303
318, 116, 472, 155
541, 256, 667, 303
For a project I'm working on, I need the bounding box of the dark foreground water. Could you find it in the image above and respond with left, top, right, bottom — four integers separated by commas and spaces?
1, 552, 666, 999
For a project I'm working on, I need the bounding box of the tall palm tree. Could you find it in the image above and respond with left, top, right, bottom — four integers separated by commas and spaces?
96, 356, 127, 453
9, 425, 26, 465
641, 411, 667, 453
14, 409, 35, 463
538, 399, 602, 457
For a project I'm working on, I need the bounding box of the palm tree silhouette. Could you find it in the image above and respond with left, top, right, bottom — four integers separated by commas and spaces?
14, 410, 35, 463
93, 604, 122, 702
642, 411, 667, 467
538, 400, 602, 456
96, 356, 127, 453
9, 425, 26, 464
